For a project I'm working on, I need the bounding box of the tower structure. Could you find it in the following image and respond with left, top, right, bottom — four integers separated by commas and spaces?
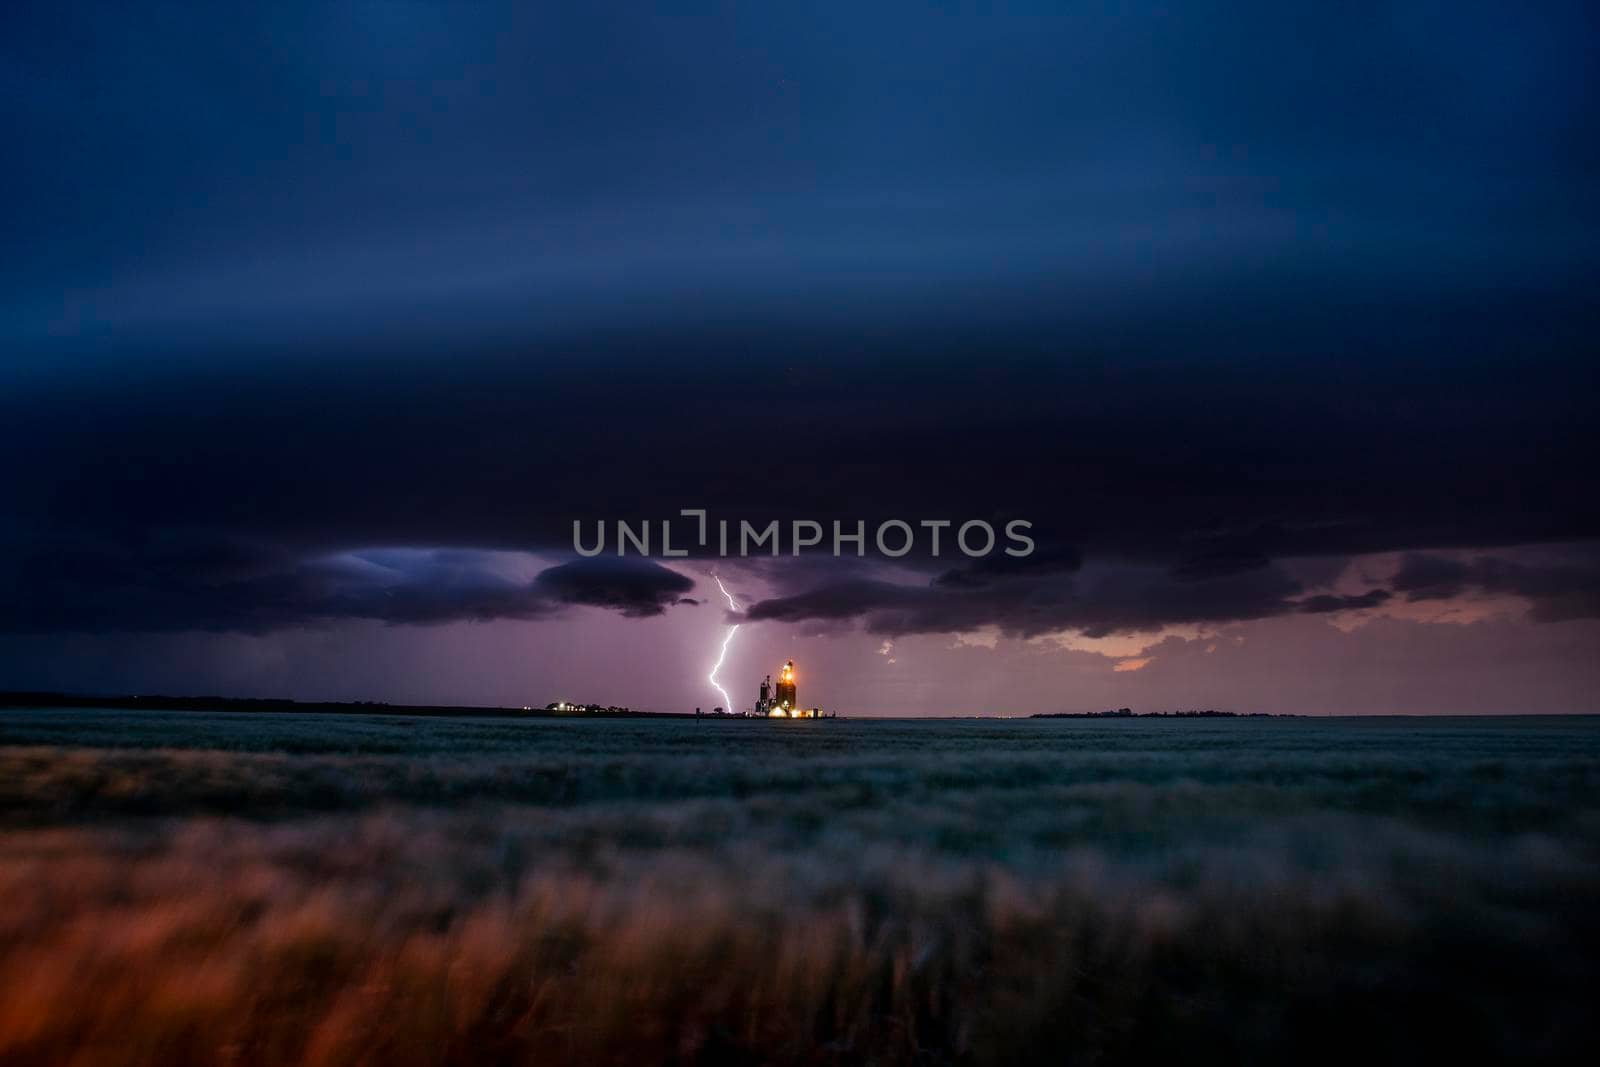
775, 660, 797, 711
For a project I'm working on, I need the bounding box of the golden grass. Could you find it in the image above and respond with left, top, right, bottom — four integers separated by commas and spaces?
2, 715, 1597, 1063
1, 807, 1595, 1066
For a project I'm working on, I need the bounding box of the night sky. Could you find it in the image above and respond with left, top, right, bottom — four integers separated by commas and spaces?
3, 2, 1597, 714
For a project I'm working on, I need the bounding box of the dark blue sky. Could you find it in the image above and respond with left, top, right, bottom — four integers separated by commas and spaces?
2, 2, 1597, 712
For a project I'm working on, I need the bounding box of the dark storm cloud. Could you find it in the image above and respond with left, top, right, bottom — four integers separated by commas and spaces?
1, 2, 1596, 639
743, 547, 1600, 638
933, 544, 1084, 589
745, 564, 1306, 639
0, 535, 693, 633
1298, 590, 1393, 615
1392, 555, 1475, 600
533, 558, 696, 618
1392, 551, 1600, 622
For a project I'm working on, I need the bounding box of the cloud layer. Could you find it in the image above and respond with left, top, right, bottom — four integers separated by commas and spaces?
0, 538, 693, 633
0, 2, 1595, 709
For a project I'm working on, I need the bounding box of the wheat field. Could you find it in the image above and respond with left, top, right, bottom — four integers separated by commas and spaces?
1, 710, 1597, 1065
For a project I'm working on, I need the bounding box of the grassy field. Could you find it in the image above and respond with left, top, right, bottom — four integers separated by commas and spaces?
1, 710, 1597, 1065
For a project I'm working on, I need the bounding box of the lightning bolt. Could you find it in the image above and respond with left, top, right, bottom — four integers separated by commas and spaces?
709, 574, 740, 712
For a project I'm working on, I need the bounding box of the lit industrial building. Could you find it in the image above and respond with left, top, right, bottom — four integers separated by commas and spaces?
754, 659, 821, 717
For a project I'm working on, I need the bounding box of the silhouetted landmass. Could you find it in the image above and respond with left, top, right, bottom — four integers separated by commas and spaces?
1033, 707, 1284, 718
0, 690, 688, 718
2, 692, 1285, 720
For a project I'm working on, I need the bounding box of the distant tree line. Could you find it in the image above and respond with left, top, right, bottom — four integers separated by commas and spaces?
1031, 708, 1279, 719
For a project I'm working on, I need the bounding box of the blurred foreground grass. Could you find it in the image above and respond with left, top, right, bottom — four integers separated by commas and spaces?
1, 711, 1597, 1065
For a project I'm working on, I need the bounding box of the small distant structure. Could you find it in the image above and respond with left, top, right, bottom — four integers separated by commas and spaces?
752, 659, 828, 718
543, 700, 636, 715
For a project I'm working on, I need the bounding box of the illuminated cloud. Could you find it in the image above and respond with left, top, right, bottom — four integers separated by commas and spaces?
0, 2, 1594, 711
